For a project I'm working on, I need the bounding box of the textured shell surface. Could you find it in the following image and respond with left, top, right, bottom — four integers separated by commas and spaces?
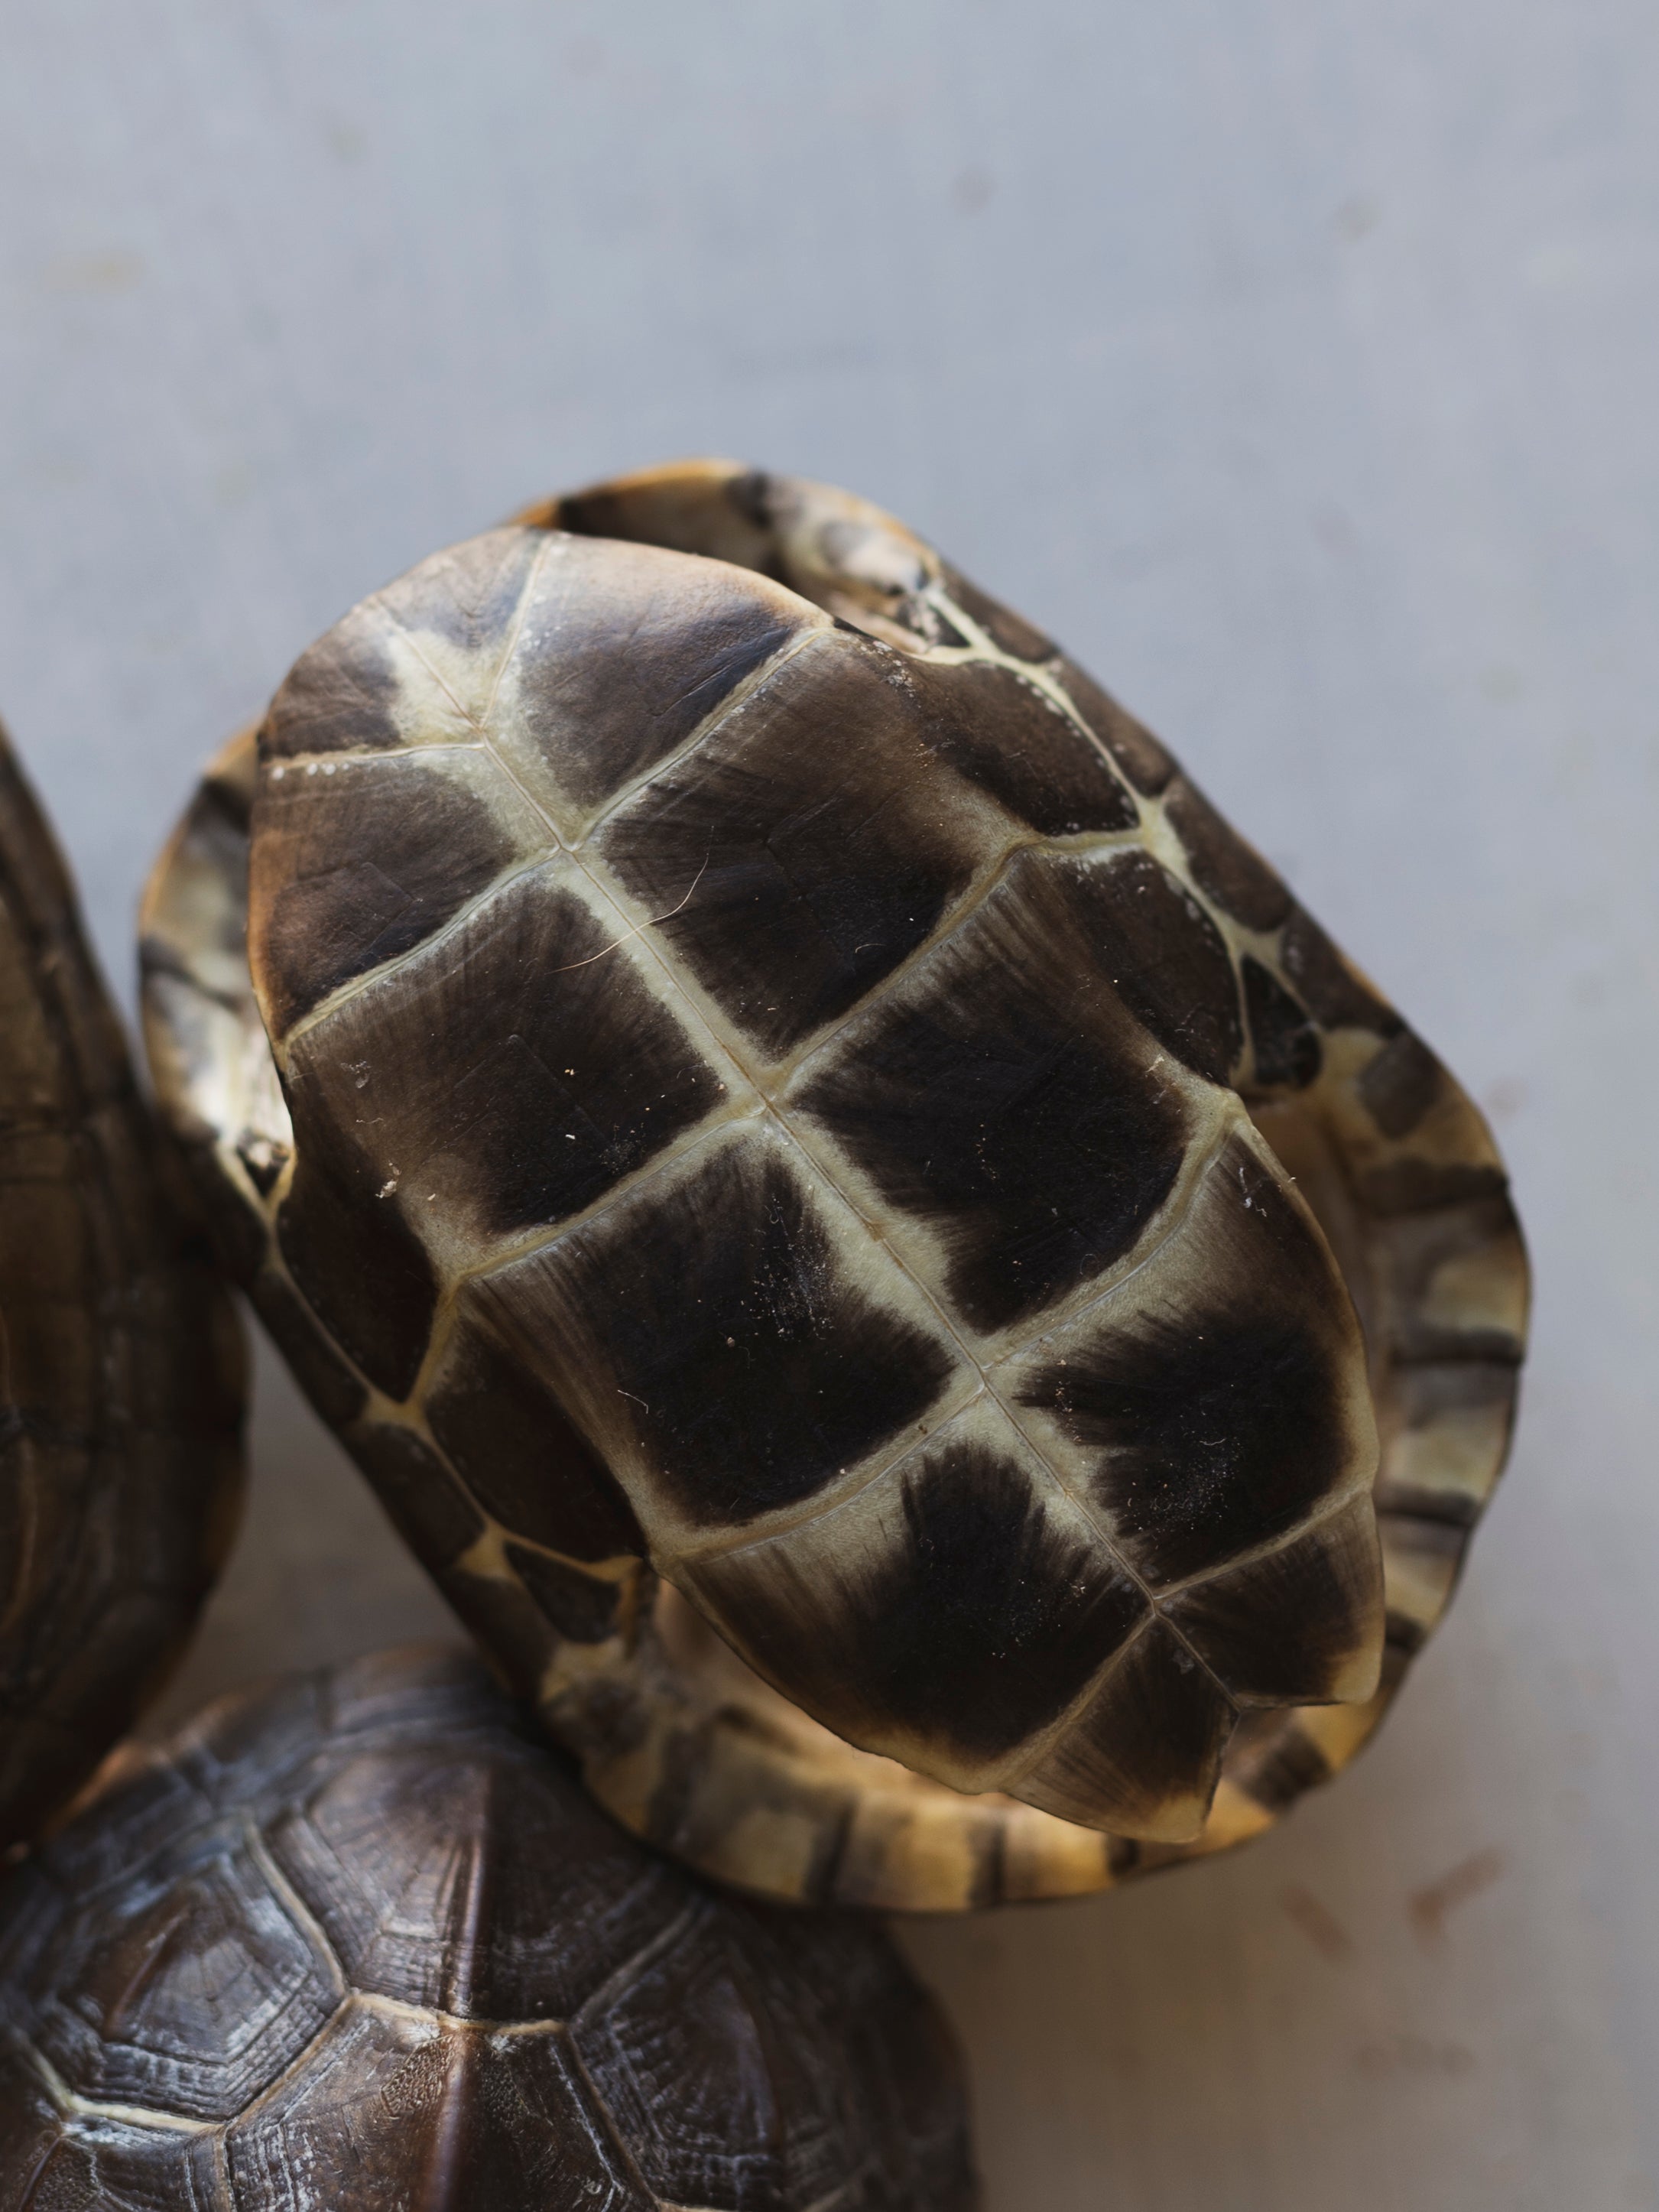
0, 1642, 978, 2212
0, 721, 245, 1850
141, 461, 1528, 1912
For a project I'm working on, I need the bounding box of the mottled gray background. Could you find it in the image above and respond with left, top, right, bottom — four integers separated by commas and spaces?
3, 5, 1656, 2206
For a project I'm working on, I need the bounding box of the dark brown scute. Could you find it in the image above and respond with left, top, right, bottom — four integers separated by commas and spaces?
595, 630, 991, 1057
471, 1131, 961, 1532
1242, 956, 1322, 1089
507, 1547, 627, 1644
1164, 777, 1294, 932
1355, 1025, 1445, 1138
1161, 1499, 1379, 1703
1018, 1138, 1360, 1587
344, 1422, 487, 1568
554, 466, 784, 580
1021, 1620, 1236, 1834
1370, 1198, 1527, 1366
427, 1301, 644, 1561
0, 1648, 977, 2210
503, 534, 814, 813
797, 851, 1191, 1332
245, 1267, 369, 1432
252, 750, 527, 1036
281, 866, 721, 1250
920, 660, 1138, 834
690, 1437, 1148, 1773
381, 528, 545, 667
261, 600, 405, 760
1048, 658, 1177, 794
1357, 1157, 1510, 1216
1279, 906, 1401, 1036
1050, 848, 1245, 1083
276, 1145, 439, 1401
1222, 1708, 1333, 1814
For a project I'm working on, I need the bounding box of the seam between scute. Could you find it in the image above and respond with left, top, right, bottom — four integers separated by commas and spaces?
279, 843, 557, 1049
762, 811, 1144, 1093
719, 1104, 1245, 1704
573, 618, 833, 846
414, 1105, 761, 1414
992, 1614, 1170, 1798
199, 1993, 356, 2137
559, 2011, 673, 2209
6, 2023, 217, 2135
669, 1092, 1234, 1570
241, 1817, 349, 2001
260, 739, 485, 771
372, 541, 833, 860
346, 1991, 569, 2036
666, 1383, 993, 1567
569, 1897, 702, 2027
995, 1476, 1381, 1798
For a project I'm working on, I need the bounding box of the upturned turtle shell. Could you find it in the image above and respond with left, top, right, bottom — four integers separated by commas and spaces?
0, 1643, 978, 2210
141, 462, 1528, 1911
0, 720, 244, 1850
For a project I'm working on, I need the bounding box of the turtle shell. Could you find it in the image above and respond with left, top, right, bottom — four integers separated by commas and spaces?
141, 462, 1528, 1910
0, 1643, 978, 2210
0, 720, 245, 1849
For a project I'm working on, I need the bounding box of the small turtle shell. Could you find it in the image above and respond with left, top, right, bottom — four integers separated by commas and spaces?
0, 1643, 979, 2210
141, 463, 1527, 1910
0, 721, 245, 1849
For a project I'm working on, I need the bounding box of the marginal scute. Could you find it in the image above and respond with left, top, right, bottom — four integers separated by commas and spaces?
1356, 1025, 1446, 1138
920, 659, 1139, 835
1047, 657, 1177, 794
426, 1300, 644, 1562
1050, 846, 1245, 1084
1242, 955, 1322, 1089
1280, 905, 1401, 1035
508, 1547, 630, 1645
937, 563, 1055, 661
346, 1424, 485, 1569
276, 1145, 438, 1402
1164, 776, 1294, 932
795, 849, 1196, 1334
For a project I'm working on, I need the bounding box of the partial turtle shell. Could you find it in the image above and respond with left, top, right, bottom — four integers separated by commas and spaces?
141, 462, 1527, 1910
0, 719, 245, 1849
0, 1642, 979, 2210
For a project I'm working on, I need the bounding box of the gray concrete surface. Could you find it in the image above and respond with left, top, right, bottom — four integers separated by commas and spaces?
3, 5, 1656, 2204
